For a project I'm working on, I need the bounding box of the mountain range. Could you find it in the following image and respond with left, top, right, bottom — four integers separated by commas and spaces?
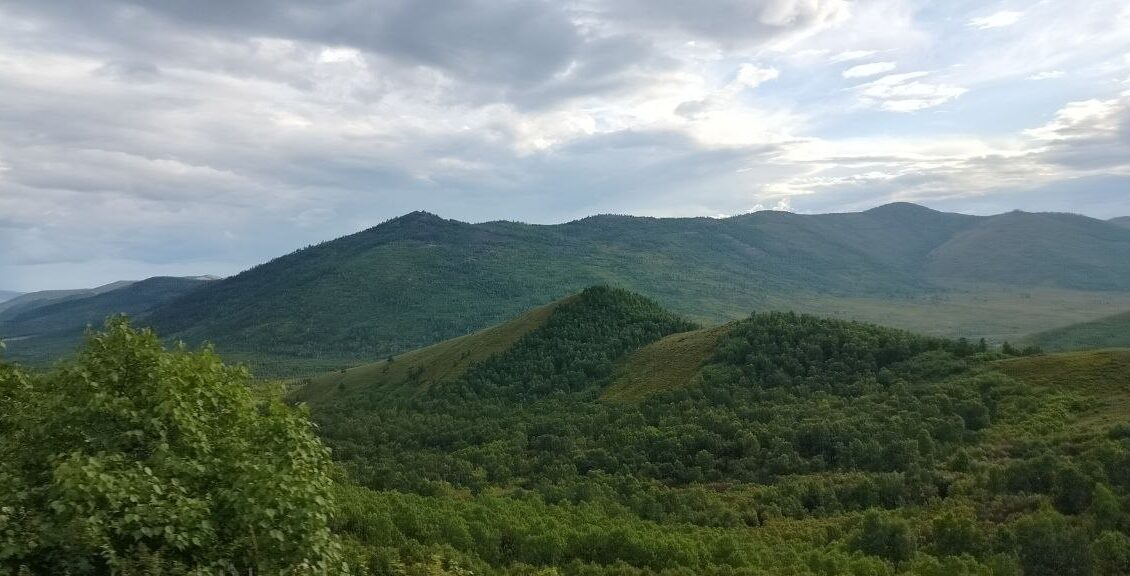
4, 203, 1130, 372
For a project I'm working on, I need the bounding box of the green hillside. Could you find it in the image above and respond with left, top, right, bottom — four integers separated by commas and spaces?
296, 298, 563, 405
0, 280, 133, 316
289, 288, 1130, 575
0, 276, 210, 364
139, 205, 1130, 374
926, 211, 1130, 289
1026, 310, 1130, 351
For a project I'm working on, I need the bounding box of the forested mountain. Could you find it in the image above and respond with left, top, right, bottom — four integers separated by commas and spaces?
289, 287, 1130, 575
0, 276, 212, 363
1027, 309, 1130, 351
142, 204, 1130, 373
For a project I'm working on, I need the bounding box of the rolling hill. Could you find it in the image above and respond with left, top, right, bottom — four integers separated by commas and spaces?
1026, 309, 1130, 351
0, 276, 212, 363
140, 204, 1130, 374
293, 287, 1130, 575
1111, 216, 1130, 228
0, 291, 21, 304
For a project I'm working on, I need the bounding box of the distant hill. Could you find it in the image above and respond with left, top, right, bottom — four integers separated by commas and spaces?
0, 280, 134, 316
925, 210, 1130, 290
1026, 309, 1130, 351
1110, 216, 1130, 228
144, 204, 1130, 372
0, 276, 212, 363
0, 291, 21, 304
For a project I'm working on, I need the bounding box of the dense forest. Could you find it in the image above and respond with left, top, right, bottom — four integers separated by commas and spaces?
4, 288, 1130, 575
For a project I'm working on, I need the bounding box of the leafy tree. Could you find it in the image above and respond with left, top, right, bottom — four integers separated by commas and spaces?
1090, 483, 1123, 532
930, 506, 983, 557
1092, 531, 1130, 576
854, 510, 915, 562
0, 318, 346, 574
1013, 510, 1092, 576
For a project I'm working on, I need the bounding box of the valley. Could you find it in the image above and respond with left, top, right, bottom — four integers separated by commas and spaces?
4, 207, 1130, 575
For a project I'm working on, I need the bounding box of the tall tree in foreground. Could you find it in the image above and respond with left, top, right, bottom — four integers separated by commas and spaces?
0, 318, 347, 574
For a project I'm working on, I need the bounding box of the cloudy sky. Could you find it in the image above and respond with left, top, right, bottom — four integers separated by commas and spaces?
1, 0, 1129, 290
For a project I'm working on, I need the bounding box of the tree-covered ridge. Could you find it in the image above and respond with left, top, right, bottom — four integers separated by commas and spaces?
134, 205, 1130, 374
297, 291, 1130, 575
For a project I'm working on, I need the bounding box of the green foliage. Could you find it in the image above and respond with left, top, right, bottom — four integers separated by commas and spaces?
0, 318, 345, 574
854, 510, 916, 562
296, 290, 1130, 574
929, 506, 983, 557
1092, 531, 1130, 576
7, 285, 1130, 575
1013, 510, 1092, 576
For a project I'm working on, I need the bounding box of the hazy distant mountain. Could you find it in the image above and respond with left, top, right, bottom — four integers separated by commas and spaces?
925, 210, 1130, 290
143, 203, 1130, 371
0, 280, 135, 316
0, 276, 212, 363
1111, 216, 1130, 228
0, 291, 22, 304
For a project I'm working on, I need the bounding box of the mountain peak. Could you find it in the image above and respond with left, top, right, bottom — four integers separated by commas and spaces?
863, 202, 940, 216
392, 210, 446, 224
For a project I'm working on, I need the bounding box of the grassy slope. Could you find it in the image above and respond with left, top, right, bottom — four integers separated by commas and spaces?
296, 298, 562, 404
789, 287, 1130, 344
1025, 310, 1130, 351
602, 324, 730, 401
995, 349, 1130, 429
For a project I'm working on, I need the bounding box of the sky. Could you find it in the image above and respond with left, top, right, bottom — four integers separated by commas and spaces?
1, 0, 1129, 291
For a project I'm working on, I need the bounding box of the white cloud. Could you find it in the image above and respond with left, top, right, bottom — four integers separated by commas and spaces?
735, 64, 780, 88
855, 72, 967, 112
968, 10, 1023, 30
2, 0, 1130, 289
831, 50, 877, 63
842, 61, 897, 78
